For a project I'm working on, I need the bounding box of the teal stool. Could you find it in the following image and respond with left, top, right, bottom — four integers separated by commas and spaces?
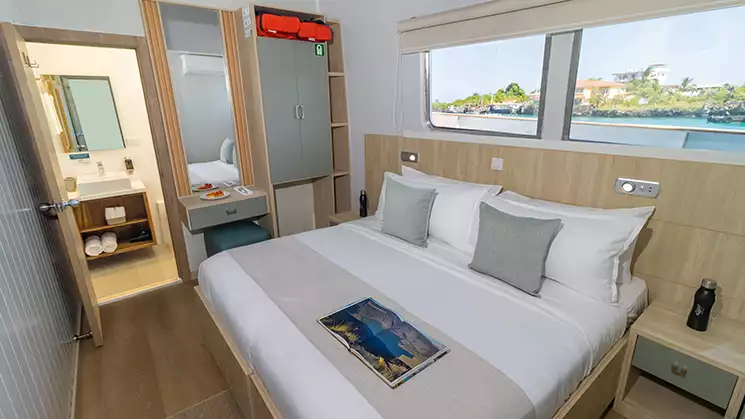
204, 220, 271, 257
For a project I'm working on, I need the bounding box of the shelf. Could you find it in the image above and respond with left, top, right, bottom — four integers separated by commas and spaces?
333, 170, 349, 178
618, 375, 723, 419
328, 72, 345, 77
331, 122, 348, 128
79, 218, 150, 234
86, 240, 155, 261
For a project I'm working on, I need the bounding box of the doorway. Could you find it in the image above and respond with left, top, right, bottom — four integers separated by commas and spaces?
26, 42, 181, 304
3, 25, 192, 345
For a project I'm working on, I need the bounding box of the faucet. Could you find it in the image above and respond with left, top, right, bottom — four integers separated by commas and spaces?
97, 161, 105, 177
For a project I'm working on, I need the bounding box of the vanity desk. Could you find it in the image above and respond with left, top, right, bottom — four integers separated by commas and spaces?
178, 189, 269, 233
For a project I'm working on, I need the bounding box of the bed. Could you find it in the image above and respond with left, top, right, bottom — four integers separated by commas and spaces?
197, 217, 647, 419
188, 160, 240, 186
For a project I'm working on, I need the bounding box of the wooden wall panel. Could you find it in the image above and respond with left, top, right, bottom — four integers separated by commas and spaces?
365, 134, 745, 323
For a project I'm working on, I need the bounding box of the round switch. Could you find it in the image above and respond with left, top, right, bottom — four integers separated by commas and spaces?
621, 182, 636, 193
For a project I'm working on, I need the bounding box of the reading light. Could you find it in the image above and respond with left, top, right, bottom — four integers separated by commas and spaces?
400, 151, 419, 163
621, 182, 635, 193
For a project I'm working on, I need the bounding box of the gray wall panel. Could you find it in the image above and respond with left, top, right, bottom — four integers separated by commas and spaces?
0, 75, 78, 419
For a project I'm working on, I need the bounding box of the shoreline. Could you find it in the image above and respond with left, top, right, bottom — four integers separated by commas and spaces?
434, 112, 745, 134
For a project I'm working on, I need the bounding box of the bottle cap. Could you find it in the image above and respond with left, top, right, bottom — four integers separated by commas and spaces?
701, 278, 717, 290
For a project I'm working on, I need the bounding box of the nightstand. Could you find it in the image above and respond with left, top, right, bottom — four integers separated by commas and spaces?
328, 210, 363, 226
614, 303, 745, 419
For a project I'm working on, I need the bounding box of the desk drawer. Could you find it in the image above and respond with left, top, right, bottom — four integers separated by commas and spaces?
188, 195, 268, 231
632, 336, 737, 409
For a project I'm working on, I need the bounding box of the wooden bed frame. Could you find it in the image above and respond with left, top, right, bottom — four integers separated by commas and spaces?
195, 285, 628, 419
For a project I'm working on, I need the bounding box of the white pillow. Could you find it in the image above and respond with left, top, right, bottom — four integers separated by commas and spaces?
482, 195, 649, 304
401, 166, 502, 191
376, 172, 499, 253
498, 191, 654, 285
220, 138, 235, 164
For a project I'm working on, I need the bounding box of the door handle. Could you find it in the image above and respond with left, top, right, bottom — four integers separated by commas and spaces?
38, 199, 80, 213
299, 105, 305, 119
294, 105, 301, 120
38, 199, 80, 219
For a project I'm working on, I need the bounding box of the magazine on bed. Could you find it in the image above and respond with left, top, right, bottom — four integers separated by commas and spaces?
318, 297, 450, 388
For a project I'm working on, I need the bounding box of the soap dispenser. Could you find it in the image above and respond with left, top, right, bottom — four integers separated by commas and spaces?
124, 157, 134, 174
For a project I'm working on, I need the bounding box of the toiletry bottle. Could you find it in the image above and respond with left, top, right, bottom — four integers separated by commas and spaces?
124, 157, 134, 174
359, 190, 368, 218
686, 278, 717, 332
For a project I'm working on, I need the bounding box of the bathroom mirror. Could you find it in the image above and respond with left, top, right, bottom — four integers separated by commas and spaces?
41, 75, 126, 153
159, 3, 241, 190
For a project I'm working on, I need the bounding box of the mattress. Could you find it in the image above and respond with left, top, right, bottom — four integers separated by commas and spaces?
188, 160, 240, 185
199, 219, 648, 419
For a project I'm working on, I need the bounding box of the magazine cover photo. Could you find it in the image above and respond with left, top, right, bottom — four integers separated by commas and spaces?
318, 298, 449, 387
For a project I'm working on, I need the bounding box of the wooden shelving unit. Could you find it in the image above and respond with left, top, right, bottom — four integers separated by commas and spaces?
327, 20, 353, 223
73, 191, 157, 261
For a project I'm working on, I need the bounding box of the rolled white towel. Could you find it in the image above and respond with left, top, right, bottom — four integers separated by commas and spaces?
84, 236, 103, 257
101, 232, 118, 253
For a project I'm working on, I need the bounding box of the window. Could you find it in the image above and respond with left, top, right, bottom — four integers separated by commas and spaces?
427, 34, 548, 137
569, 7, 745, 152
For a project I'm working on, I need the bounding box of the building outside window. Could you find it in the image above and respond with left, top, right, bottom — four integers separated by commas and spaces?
427, 34, 548, 137
568, 7, 745, 151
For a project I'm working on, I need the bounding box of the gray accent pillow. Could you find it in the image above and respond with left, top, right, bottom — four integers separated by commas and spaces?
469, 202, 561, 297
382, 178, 437, 247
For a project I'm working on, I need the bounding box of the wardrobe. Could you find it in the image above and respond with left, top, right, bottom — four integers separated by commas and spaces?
237, 5, 352, 238
257, 37, 333, 184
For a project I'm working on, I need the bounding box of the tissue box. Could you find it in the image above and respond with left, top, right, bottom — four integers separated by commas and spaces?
105, 206, 127, 225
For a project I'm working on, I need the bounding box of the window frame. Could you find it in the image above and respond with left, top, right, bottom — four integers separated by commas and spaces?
424, 34, 553, 140
564, 22, 745, 143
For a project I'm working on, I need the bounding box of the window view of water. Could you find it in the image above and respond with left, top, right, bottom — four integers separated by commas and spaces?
428, 6, 745, 151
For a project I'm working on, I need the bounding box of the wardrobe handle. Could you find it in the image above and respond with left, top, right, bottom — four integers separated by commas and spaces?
299, 105, 305, 119
294, 105, 301, 120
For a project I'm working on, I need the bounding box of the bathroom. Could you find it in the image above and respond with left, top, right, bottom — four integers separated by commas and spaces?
28, 41, 179, 304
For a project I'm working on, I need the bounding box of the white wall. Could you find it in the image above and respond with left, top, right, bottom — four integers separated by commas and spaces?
318, 0, 490, 203
8, 0, 319, 35
27, 42, 169, 243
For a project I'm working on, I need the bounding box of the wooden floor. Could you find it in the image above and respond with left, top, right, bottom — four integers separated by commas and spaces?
75, 283, 228, 419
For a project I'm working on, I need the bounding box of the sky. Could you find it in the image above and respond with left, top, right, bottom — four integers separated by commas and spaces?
430, 6, 745, 103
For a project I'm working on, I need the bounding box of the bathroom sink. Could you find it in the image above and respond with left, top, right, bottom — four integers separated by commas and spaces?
77, 174, 133, 197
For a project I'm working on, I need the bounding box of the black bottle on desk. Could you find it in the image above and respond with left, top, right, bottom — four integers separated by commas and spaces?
359, 190, 368, 218
686, 278, 717, 332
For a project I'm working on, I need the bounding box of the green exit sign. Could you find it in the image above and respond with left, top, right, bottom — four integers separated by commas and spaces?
314, 43, 325, 57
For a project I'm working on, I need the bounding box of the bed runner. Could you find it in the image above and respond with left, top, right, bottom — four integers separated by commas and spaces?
229, 237, 536, 419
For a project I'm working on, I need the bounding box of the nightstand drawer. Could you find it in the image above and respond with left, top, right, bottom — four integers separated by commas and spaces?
632, 336, 737, 409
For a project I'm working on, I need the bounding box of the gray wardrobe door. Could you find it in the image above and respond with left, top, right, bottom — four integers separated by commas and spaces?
257, 37, 303, 184
295, 41, 333, 179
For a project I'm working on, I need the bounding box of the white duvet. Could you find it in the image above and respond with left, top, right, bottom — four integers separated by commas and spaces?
199, 218, 646, 419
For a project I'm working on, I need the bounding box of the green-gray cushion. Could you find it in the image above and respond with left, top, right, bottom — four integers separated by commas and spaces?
469, 202, 561, 296
382, 178, 437, 247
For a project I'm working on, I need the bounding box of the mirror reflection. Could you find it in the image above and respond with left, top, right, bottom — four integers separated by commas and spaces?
41, 75, 126, 153
159, 3, 240, 190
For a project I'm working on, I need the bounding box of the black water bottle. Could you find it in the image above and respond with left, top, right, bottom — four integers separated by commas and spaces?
359, 190, 368, 218
686, 278, 717, 332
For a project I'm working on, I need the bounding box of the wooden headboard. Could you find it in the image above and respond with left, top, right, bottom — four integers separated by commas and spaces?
365, 134, 745, 323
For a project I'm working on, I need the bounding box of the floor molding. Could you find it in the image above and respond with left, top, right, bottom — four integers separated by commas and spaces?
97, 277, 183, 306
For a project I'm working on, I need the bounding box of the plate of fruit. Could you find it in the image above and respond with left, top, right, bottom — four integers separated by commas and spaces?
192, 183, 217, 192
200, 190, 231, 201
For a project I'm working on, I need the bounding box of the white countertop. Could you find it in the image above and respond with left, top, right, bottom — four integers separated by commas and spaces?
67, 179, 147, 202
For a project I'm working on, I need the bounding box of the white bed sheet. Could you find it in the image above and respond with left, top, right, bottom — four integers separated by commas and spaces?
199, 219, 647, 419
188, 160, 239, 185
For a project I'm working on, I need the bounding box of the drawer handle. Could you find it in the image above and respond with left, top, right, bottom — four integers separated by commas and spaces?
671, 362, 688, 378
226, 209, 238, 215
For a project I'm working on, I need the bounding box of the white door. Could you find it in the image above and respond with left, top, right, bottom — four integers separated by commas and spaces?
0, 23, 103, 346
